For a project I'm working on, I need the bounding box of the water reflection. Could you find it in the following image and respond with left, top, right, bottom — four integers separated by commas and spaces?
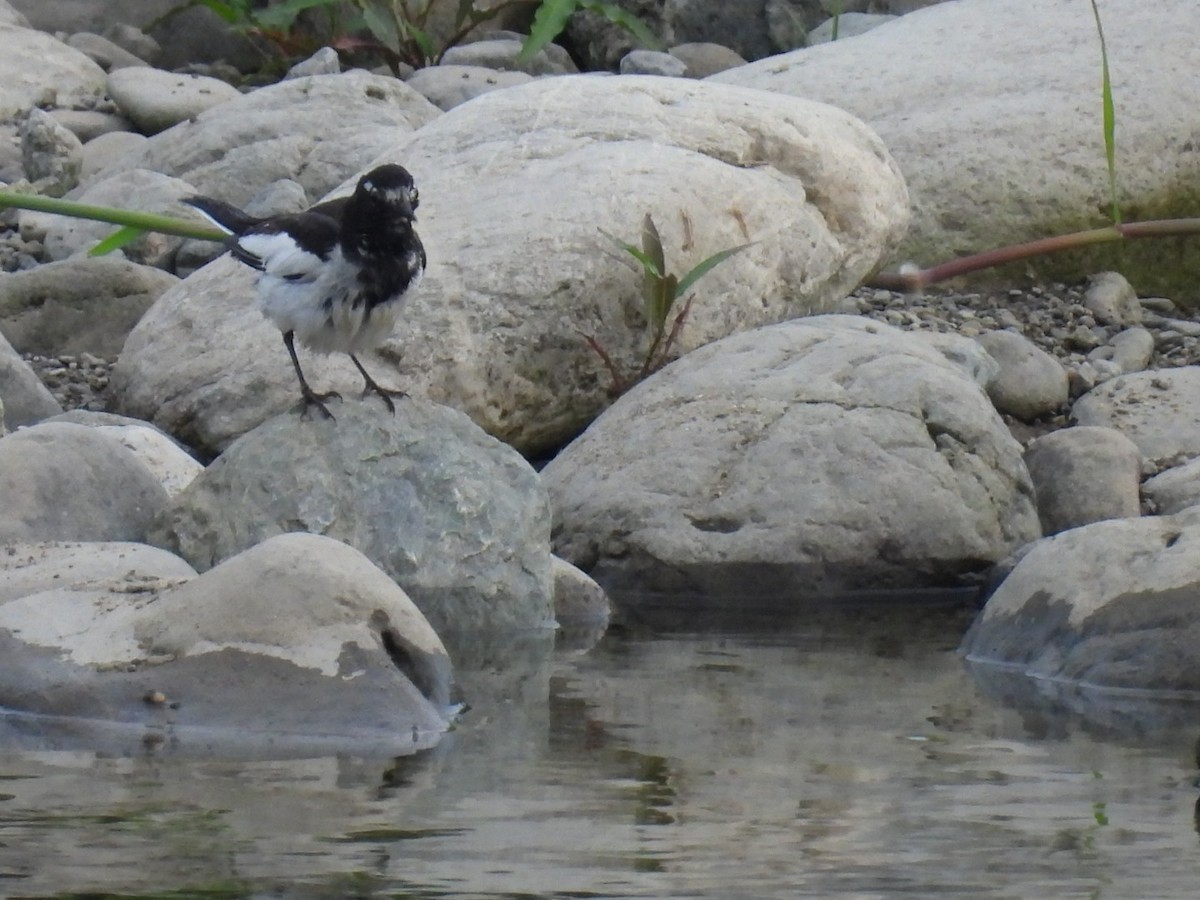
2, 604, 1200, 897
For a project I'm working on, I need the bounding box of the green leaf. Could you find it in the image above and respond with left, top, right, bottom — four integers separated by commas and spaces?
519, 0, 577, 63
455, 0, 478, 27
578, 0, 662, 49
1089, 0, 1120, 224
599, 228, 664, 279
359, 0, 402, 53
254, 0, 343, 31
406, 22, 436, 63
674, 242, 752, 298
186, 0, 245, 25
88, 225, 147, 257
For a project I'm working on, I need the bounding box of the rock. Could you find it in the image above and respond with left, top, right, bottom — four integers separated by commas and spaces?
0, 23, 107, 120
0, 421, 170, 542
92, 70, 441, 205
0, 533, 452, 755
285, 46, 341, 79
808, 12, 898, 44
404, 64, 533, 111
0, 256, 178, 357
20, 108, 83, 197
668, 42, 748, 78
79, 130, 147, 180
909, 330, 999, 389
1144, 458, 1200, 515
440, 37, 578, 75
102, 22, 161, 65
975, 330, 1068, 421
552, 556, 611, 625
46, 109, 133, 144
1106, 326, 1155, 374
0, 328, 62, 428
961, 507, 1200, 692
1084, 271, 1142, 326
620, 49, 688, 76
111, 75, 910, 456
1023, 426, 1141, 535
711, 0, 1200, 301
66, 31, 151, 70
1071, 368, 1200, 469
40, 169, 203, 267
147, 399, 554, 639
0, 1, 28, 27
543, 315, 1040, 604
106, 66, 242, 135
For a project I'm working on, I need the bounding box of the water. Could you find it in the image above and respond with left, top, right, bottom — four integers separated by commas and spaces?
2, 603, 1200, 898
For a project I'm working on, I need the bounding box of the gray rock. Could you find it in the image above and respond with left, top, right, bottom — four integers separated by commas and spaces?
552, 556, 611, 625
0, 23, 107, 120
20, 108, 83, 197
66, 31, 151, 70
405, 64, 533, 111
92, 70, 441, 205
441, 37, 578, 75
110, 75, 910, 457
1072, 368, 1200, 469
909, 330, 1000, 388
808, 12, 898, 44
1101, 326, 1155, 374
668, 42, 747, 78
1084, 271, 1141, 326
0, 533, 452, 755
620, 49, 688, 76
1144, 457, 1200, 515
147, 399, 554, 638
975, 329, 1069, 421
0, 328, 62, 429
106, 66, 242, 135
102, 22, 161, 64
40, 169, 202, 268
712, 0, 1200, 301
0, 255, 178, 359
0, 1, 28, 27
46, 109, 133, 144
544, 315, 1040, 603
961, 507, 1200, 692
79, 130, 147, 180
0, 422, 170, 542
1023, 426, 1141, 535
285, 46, 341, 79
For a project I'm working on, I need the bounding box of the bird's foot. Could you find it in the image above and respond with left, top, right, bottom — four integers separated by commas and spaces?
362, 380, 407, 414
300, 387, 341, 420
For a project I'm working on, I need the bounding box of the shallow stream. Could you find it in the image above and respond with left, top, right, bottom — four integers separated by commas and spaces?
3, 601, 1200, 898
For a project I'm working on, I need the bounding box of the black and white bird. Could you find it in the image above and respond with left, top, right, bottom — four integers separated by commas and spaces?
184, 164, 426, 419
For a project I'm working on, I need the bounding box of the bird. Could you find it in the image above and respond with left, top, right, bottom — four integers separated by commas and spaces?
183, 164, 426, 419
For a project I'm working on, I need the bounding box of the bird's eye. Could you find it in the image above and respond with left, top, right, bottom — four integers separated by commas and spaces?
410, 188, 419, 207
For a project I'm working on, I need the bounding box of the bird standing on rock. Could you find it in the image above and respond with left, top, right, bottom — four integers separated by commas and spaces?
183, 164, 426, 419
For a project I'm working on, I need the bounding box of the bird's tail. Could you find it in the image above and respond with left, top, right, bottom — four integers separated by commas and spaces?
181, 196, 258, 236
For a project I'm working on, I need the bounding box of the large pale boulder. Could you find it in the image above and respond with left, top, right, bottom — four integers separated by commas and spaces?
961, 508, 1200, 692
147, 399, 554, 639
1071, 368, 1200, 469
0, 534, 452, 755
711, 0, 1200, 300
91, 70, 441, 204
0, 422, 169, 542
543, 315, 1040, 607
110, 75, 909, 455
0, 24, 107, 120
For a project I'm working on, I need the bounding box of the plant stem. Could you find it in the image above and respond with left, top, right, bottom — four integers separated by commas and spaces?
0, 191, 227, 242
869, 218, 1200, 292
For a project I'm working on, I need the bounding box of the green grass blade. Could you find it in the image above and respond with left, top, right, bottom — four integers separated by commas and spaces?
0, 191, 228, 242
674, 242, 751, 298
1089, 0, 1120, 224
359, 0, 403, 53
88, 225, 147, 257
599, 228, 664, 278
578, 0, 662, 49
518, 0, 577, 63
254, 0, 343, 31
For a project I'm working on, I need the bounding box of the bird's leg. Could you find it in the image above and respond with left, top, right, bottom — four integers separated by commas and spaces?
350, 353, 407, 414
283, 330, 340, 419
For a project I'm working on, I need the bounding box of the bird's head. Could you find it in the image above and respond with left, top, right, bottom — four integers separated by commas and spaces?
353, 164, 419, 222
